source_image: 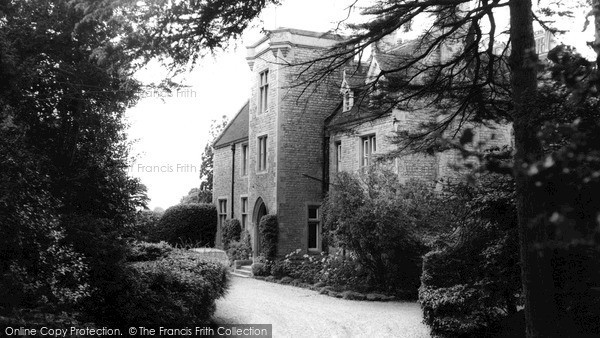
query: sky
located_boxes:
[125,0,596,211]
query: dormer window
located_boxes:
[342,88,354,112]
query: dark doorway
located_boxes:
[252,198,267,257]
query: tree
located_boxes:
[198,116,229,198]
[73,0,276,72]
[293,1,599,336]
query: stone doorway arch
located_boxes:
[252,197,267,258]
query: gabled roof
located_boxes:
[212,101,249,149]
[342,60,371,90]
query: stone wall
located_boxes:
[276,46,342,255]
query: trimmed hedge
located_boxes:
[113,249,229,326]
[259,215,278,259]
[154,204,217,246]
[222,219,242,249]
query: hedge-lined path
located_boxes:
[213,276,431,337]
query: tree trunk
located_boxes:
[593,0,600,68]
[508,1,559,337]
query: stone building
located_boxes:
[212,27,554,256]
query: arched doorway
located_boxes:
[252,197,267,258]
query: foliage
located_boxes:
[322,169,440,294]
[123,210,162,242]
[199,116,229,194]
[61,215,131,322]
[319,252,371,294]
[222,219,242,249]
[251,263,269,277]
[74,0,276,71]
[0,0,147,320]
[127,241,173,262]
[155,203,217,247]
[180,187,212,204]
[226,230,252,262]
[298,1,599,334]
[259,215,279,259]
[111,249,229,326]
[419,174,521,337]
[0,116,90,312]
[269,250,325,284]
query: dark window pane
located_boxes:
[308,222,317,249]
[308,207,318,219]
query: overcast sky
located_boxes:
[125,0,596,210]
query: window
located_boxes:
[360,134,376,167]
[307,206,321,252]
[218,199,227,228]
[342,89,354,112]
[259,70,269,114]
[535,37,546,53]
[241,197,248,230]
[257,135,267,171]
[241,144,248,176]
[335,141,342,172]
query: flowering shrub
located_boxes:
[268,250,372,292]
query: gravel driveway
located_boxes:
[213,276,431,338]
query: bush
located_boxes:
[320,252,371,293]
[112,249,229,326]
[226,230,252,262]
[259,215,278,259]
[154,203,217,247]
[252,263,269,276]
[323,170,435,295]
[419,174,521,337]
[127,241,173,262]
[222,219,242,249]
[123,210,161,242]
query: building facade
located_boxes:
[212,27,553,256]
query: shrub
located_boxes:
[252,263,269,276]
[320,252,371,293]
[112,249,228,326]
[419,174,521,337]
[154,204,217,247]
[127,241,173,262]
[323,170,435,295]
[259,215,278,259]
[222,219,242,249]
[62,214,130,322]
[123,210,161,242]
[226,230,252,262]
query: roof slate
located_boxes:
[213,101,249,149]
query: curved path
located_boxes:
[213,276,431,338]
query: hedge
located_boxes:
[127,241,173,262]
[259,215,278,259]
[154,203,217,246]
[113,249,229,326]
